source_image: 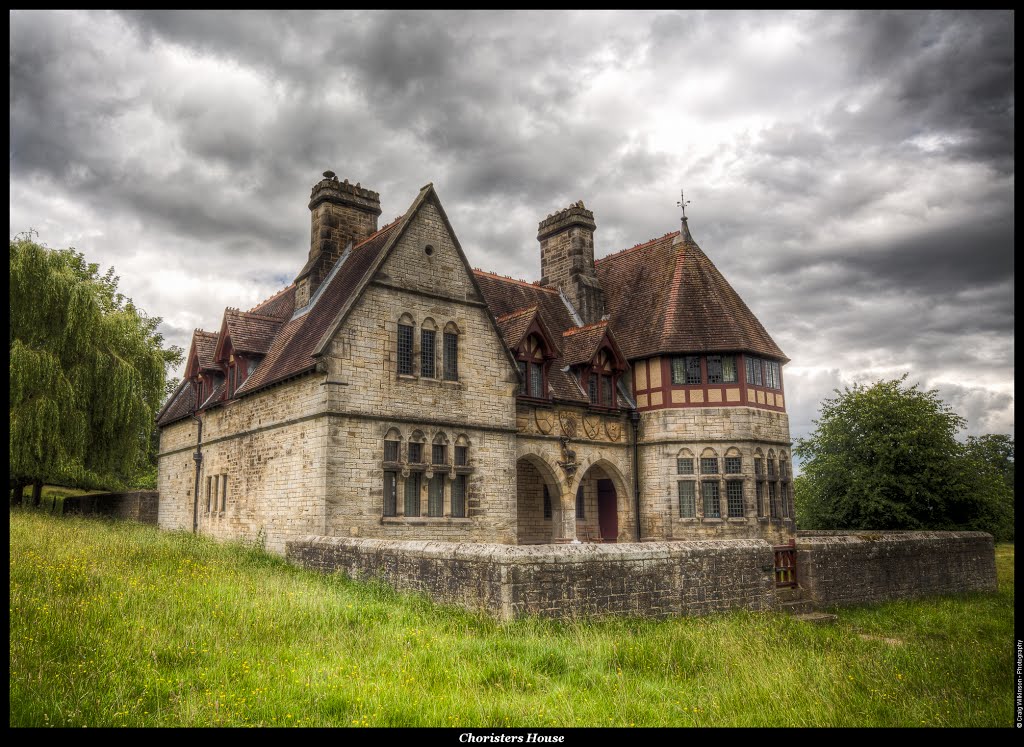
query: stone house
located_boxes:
[156,172,795,555]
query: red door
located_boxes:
[597,479,618,542]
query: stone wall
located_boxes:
[62,491,159,524]
[287,535,778,620]
[795,531,998,606]
[157,375,329,555]
[638,406,795,542]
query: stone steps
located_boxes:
[777,586,837,622]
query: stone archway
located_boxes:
[574,459,631,543]
[515,454,566,544]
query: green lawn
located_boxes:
[9,512,1015,727]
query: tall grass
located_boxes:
[9,512,1014,727]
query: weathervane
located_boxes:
[677,189,690,220]
[676,189,693,242]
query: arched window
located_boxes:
[676,448,695,475]
[408,430,426,464]
[443,322,459,382]
[431,432,448,466]
[421,318,438,379]
[454,434,470,466]
[383,427,403,517]
[700,448,719,475]
[397,313,415,376]
[451,434,470,518]
[724,447,742,475]
[384,428,402,464]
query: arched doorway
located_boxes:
[515,455,564,544]
[575,462,627,543]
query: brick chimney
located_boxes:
[537,201,605,324]
[295,171,382,307]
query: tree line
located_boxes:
[794,376,1014,541]
[9,235,182,506]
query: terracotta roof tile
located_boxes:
[495,306,540,350]
[560,321,610,366]
[223,309,284,356]
[156,380,196,426]
[193,330,219,370]
[248,284,296,319]
[595,232,787,362]
[236,219,402,395]
[475,272,591,405]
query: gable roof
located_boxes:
[560,320,626,369]
[476,271,612,406]
[595,230,787,362]
[495,305,561,358]
[191,330,219,370]
[235,217,403,396]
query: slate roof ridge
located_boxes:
[472,268,556,292]
[248,283,296,314]
[495,304,540,322]
[595,230,680,265]
[562,319,609,337]
[353,216,403,250]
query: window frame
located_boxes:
[702,481,721,519]
[678,480,696,518]
[443,330,459,381]
[726,480,744,518]
[421,327,437,379]
[397,323,414,376]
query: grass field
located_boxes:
[9,511,1015,727]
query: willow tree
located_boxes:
[9,235,182,501]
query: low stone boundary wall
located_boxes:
[62,491,159,525]
[287,536,778,620]
[795,531,997,606]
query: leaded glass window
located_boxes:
[421,329,436,378]
[702,482,721,518]
[398,324,414,375]
[678,481,696,518]
[443,332,458,381]
[727,481,744,517]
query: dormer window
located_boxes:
[585,349,617,407]
[516,334,549,400]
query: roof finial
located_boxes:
[677,189,690,220]
[676,189,693,242]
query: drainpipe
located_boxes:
[630,409,641,542]
[190,412,203,534]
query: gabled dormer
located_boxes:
[213,307,284,400]
[184,330,222,410]
[561,321,628,409]
[496,305,561,401]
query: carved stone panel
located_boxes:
[558,411,578,438]
[534,409,555,435]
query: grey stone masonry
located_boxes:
[62,491,159,524]
[287,535,779,619]
[795,531,997,606]
[537,202,604,324]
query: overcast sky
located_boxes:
[10,10,1015,453]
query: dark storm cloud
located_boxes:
[9,9,1014,442]
[839,9,1014,170]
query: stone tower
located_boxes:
[537,201,605,324]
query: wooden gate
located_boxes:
[774,540,797,588]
